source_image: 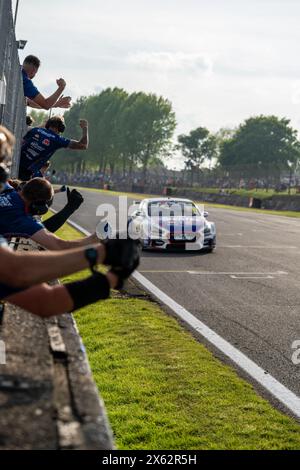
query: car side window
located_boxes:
[140,203,147,216]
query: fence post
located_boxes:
[0,0,26,177]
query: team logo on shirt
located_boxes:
[43,139,50,146]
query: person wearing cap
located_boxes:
[0,177,102,250]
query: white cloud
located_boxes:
[128,52,213,75]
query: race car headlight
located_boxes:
[204,221,211,234]
[204,221,216,235]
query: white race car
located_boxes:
[128,198,216,252]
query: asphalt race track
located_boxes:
[53,188,300,401]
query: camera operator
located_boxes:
[8,178,85,234]
[0,125,140,316]
[16,150,85,233]
[0,177,100,250]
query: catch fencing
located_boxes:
[0,0,26,176]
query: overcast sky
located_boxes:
[14,0,300,168]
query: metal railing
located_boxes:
[0,0,26,176]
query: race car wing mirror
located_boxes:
[203,211,209,218]
[96,221,113,240]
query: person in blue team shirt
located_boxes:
[19,116,89,180]
[22,55,71,110]
[0,177,98,250]
[7,177,85,233]
[0,126,140,317]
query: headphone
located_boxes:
[0,164,9,193]
[57,121,66,133]
[28,196,54,216]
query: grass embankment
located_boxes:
[67,185,300,219]
[55,220,300,450]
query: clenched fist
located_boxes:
[56,78,66,90]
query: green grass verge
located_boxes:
[55,219,300,450]
[175,187,299,198]
[61,185,300,219]
[203,203,300,218]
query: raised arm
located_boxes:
[27,95,71,110]
[68,119,89,150]
[4,239,141,317]
[0,243,105,288]
[0,238,140,291]
[29,79,67,111]
[31,228,98,251]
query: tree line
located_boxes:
[50,88,176,181]
[29,89,300,185]
[177,116,300,186]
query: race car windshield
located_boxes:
[148,201,199,217]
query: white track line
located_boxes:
[132,271,300,418]
[218,245,298,249]
[189,271,288,276]
[64,218,91,237]
[50,209,91,236]
[63,215,300,419]
[230,275,274,280]
[139,270,288,276]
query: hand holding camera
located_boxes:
[103,238,141,289]
[66,187,84,211]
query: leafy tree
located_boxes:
[177,127,217,184]
[122,92,176,182]
[118,92,145,177]
[218,115,300,185]
[84,88,129,175]
[214,127,236,143]
[52,96,88,173]
[52,89,176,181]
